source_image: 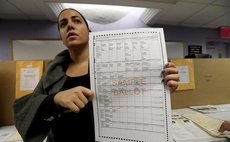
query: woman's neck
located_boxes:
[69,45,89,63]
[66,45,89,77]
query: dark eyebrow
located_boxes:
[59,15,82,23]
[59,18,67,24]
[71,15,82,20]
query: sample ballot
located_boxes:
[89,28,172,142]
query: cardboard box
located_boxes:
[0,60,51,126]
[0,61,16,126]
[171,59,230,109]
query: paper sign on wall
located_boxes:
[171,59,195,90]
[16,61,43,99]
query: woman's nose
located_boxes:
[67,22,74,31]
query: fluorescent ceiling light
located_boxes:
[48,3,160,25]
[63,3,139,13]
[61,3,146,24]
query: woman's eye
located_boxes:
[73,19,81,24]
[59,21,67,28]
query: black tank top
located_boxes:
[52,73,95,142]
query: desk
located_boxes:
[1,104,229,142]
[172,104,230,142]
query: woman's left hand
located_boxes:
[162,62,179,92]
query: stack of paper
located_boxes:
[183,112,230,138]
[189,105,226,114]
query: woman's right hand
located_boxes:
[54,86,94,113]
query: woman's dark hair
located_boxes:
[57,8,89,31]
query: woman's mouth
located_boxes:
[67,32,78,39]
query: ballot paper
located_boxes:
[89,28,172,142]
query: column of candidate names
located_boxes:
[94,31,166,134]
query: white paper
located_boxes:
[0,126,22,142]
[20,68,39,91]
[172,118,214,141]
[0,132,12,142]
[177,66,189,83]
[89,28,172,142]
[189,105,226,114]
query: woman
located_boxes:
[13,8,179,142]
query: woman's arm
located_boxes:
[13,80,56,142]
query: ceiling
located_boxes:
[0,0,230,28]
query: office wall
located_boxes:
[161,25,220,55]
[0,20,60,60]
[12,40,66,60]
[0,18,221,60]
